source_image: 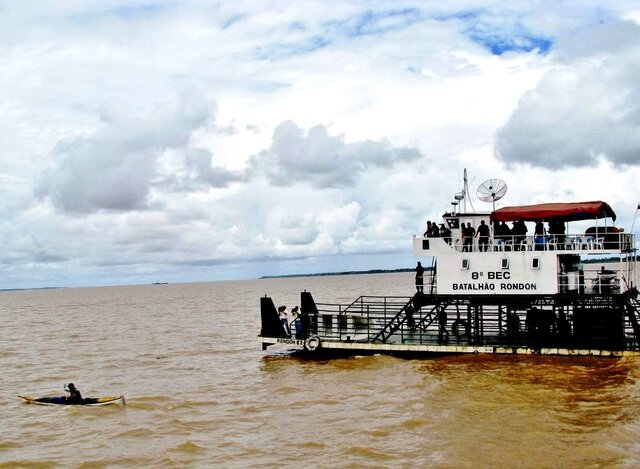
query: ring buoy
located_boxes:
[304,335,321,352]
[451,319,468,336]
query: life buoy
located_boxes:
[304,335,321,352]
[451,319,468,336]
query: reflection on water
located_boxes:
[2,274,640,467]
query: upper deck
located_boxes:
[416,230,634,255]
[414,206,637,297]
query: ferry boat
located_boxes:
[258,173,640,357]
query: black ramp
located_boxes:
[260,296,286,337]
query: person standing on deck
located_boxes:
[290,306,302,338]
[548,221,566,249]
[440,224,452,245]
[475,220,490,251]
[513,221,527,250]
[499,221,512,249]
[278,305,290,336]
[423,221,433,237]
[506,310,520,337]
[534,221,546,250]
[437,307,449,342]
[415,261,425,292]
[463,223,475,252]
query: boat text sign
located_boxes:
[438,254,557,295]
[452,271,538,292]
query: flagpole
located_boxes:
[632,202,640,234]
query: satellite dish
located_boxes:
[477,179,508,210]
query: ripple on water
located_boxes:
[3,277,640,467]
[0,460,57,469]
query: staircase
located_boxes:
[370,296,453,343]
[371,298,413,343]
[413,299,453,332]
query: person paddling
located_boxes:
[65,383,84,404]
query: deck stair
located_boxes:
[370,295,454,343]
[412,299,455,331]
[370,298,413,343]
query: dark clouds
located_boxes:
[247,120,422,188]
[495,20,640,169]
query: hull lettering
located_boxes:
[452,282,538,291]
[276,338,305,345]
[453,283,496,291]
[500,283,537,291]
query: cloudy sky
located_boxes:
[2,1,640,289]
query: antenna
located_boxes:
[464,168,475,213]
[477,178,508,211]
[453,168,475,213]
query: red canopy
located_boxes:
[490,201,616,223]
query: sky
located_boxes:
[2,1,640,289]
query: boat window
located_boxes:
[447,218,459,229]
[532,258,540,269]
[501,258,509,269]
[422,239,430,250]
[461,259,469,270]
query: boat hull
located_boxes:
[18,395,125,406]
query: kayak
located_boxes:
[18,395,126,406]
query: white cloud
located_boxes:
[247,121,421,188]
[1,1,640,288]
[36,91,218,212]
[495,19,640,168]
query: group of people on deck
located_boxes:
[496,220,567,251]
[423,221,452,244]
[428,219,569,252]
[423,218,571,252]
[278,305,303,338]
[494,220,528,250]
[461,220,492,252]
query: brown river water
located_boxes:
[2,272,640,468]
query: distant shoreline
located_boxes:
[1,257,628,290]
[260,256,628,279]
[260,268,415,279]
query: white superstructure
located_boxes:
[413,213,635,296]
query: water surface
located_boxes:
[2,273,640,468]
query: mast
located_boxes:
[462,168,475,213]
[451,168,476,214]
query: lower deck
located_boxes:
[259,290,640,357]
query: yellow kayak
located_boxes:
[18,395,126,406]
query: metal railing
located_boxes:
[441,233,634,253]
[314,296,412,343]
[557,267,623,295]
[311,294,640,351]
